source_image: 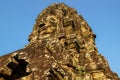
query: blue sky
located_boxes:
[0,0,120,77]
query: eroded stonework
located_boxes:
[0,3,120,80]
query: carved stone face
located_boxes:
[28,3,78,43]
[28,3,96,54]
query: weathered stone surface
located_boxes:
[0,3,119,80]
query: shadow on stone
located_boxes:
[0,55,31,80]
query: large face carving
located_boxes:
[29,4,77,41]
[36,7,76,40]
[28,3,96,54]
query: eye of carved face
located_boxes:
[37,16,57,39]
[38,23,45,28]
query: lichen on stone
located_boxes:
[0,3,120,80]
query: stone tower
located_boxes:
[0,3,119,80]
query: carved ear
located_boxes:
[74,41,80,53]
